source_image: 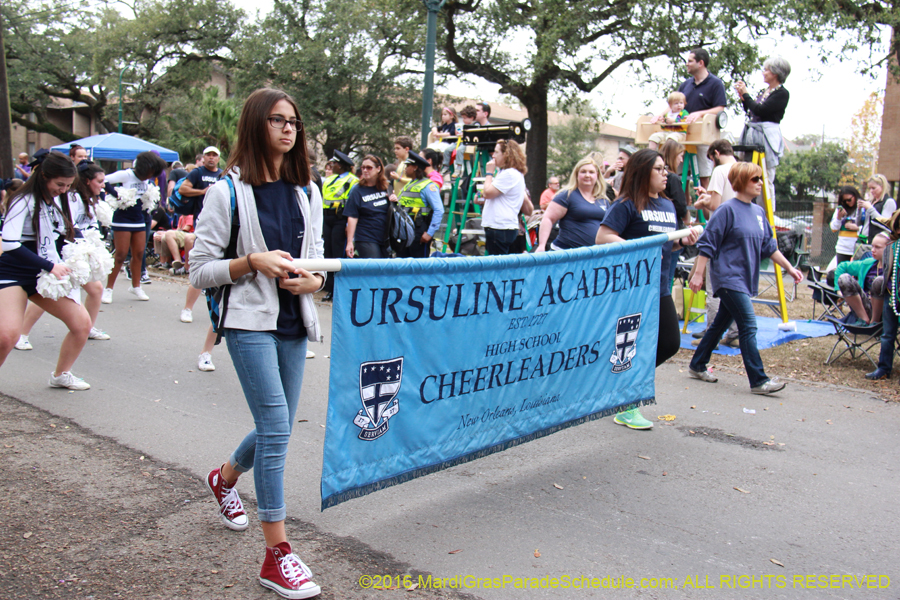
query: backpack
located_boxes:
[205,176,239,345]
[385,202,415,252]
[167,176,195,215]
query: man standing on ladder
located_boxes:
[322,151,358,301]
[678,48,727,188]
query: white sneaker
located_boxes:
[49,371,90,391]
[88,327,111,340]
[198,352,215,372]
[180,308,193,323]
[306,349,315,359]
[128,287,150,301]
[101,288,113,304]
[15,335,33,350]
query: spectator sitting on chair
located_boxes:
[865,210,900,380]
[834,232,888,326]
[153,215,195,272]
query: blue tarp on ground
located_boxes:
[679,317,835,356]
[51,133,178,163]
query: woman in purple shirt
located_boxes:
[687,162,802,395]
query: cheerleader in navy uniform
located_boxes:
[15,160,111,350]
[0,151,93,390]
[102,151,166,303]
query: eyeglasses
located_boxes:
[750,176,762,183]
[360,165,377,171]
[653,166,667,174]
[267,116,302,131]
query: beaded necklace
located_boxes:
[892,242,900,316]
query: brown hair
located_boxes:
[361,155,389,192]
[616,148,664,212]
[225,88,310,187]
[496,140,527,175]
[73,162,105,220]
[5,151,76,242]
[459,105,477,119]
[393,136,414,150]
[727,161,763,193]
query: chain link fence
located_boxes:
[775,199,837,268]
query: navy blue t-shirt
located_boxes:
[253,180,306,338]
[551,188,609,250]
[677,74,728,114]
[695,198,778,297]
[343,184,389,245]
[601,196,678,297]
[187,166,222,217]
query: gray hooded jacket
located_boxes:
[189,168,326,342]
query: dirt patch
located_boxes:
[676,425,784,451]
[0,394,479,600]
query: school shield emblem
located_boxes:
[353,358,403,440]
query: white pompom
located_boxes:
[86,245,115,281]
[109,188,137,210]
[95,200,114,227]
[141,184,161,212]
[37,270,74,300]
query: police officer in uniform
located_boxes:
[390,151,444,258]
[321,150,358,300]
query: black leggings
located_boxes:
[657,294,681,367]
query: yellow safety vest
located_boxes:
[322,173,358,209]
[398,178,436,216]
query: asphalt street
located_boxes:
[2,275,898,599]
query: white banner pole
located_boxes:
[291,227,702,274]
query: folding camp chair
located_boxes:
[823,316,883,368]
[807,267,846,321]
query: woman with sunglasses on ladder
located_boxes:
[686,162,802,395]
[190,88,324,599]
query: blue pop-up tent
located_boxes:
[52,133,179,162]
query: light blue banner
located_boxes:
[321,235,667,509]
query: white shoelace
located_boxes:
[220,487,244,516]
[279,552,312,585]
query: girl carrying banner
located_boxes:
[190,87,324,600]
[596,149,698,429]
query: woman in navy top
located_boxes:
[687,162,802,395]
[596,149,698,430]
[0,151,93,390]
[190,88,324,599]
[536,157,611,252]
[344,155,390,258]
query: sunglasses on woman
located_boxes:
[750,176,762,183]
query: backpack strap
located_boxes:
[214,176,240,345]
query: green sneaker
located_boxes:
[613,407,654,429]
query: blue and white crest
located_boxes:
[610,313,642,373]
[353,358,403,441]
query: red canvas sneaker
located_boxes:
[205,467,249,531]
[259,542,321,599]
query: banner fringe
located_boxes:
[321,396,656,510]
